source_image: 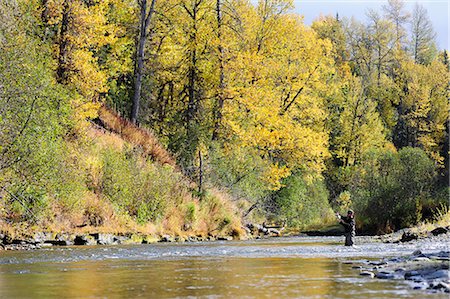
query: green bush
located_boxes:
[350,147,440,232]
[272,173,333,229]
[206,143,271,202]
[0,4,76,222]
[185,202,197,223]
[101,147,192,224]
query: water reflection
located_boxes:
[0,237,447,298]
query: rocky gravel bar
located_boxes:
[353,248,449,294]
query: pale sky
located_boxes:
[294,0,449,50]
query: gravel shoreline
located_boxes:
[0,232,239,251]
[350,232,450,294]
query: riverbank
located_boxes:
[2,203,449,251]
[0,221,290,251]
[0,231,244,251]
[2,219,449,251]
[347,231,450,294]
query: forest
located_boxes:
[0,0,448,237]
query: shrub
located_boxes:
[350,147,440,232]
[101,147,171,223]
[185,202,197,223]
[272,173,333,229]
[206,143,271,203]
[0,4,77,224]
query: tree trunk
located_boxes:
[198,150,203,195]
[186,49,197,130]
[212,0,225,140]
[185,1,200,146]
[131,0,156,124]
[56,0,70,84]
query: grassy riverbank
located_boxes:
[0,107,245,243]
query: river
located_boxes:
[0,236,448,298]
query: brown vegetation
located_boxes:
[97,106,177,167]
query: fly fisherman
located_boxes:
[336,210,356,246]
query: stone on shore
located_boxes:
[33,232,55,243]
[74,235,97,246]
[217,236,233,241]
[412,256,430,262]
[430,227,448,236]
[159,235,174,242]
[400,231,418,242]
[90,233,116,245]
[44,240,73,246]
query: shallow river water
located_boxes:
[0,236,448,298]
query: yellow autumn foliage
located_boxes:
[223,13,334,189]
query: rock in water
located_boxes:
[360,271,375,278]
[430,282,450,292]
[424,269,449,280]
[412,257,430,262]
[33,232,54,244]
[404,270,421,279]
[376,271,395,279]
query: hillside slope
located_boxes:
[0,106,244,241]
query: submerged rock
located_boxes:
[424,269,449,280]
[3,243,38,250]
[404,270,421,279]
[430,282,450,292]
[376,271,395,279]
[352,250,450,294]
[360,271,375,278]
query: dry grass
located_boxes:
[98,106,176,167]
[94,107,244,238]
[202,188,246,238]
